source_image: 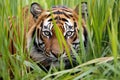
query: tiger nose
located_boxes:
[51,50,63,58]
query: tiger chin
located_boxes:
[26,2,87,71]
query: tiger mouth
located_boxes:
[37,54,78,71]
[30,49,78,71]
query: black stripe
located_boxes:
[53,11,70,19]
[72,42,80,45]
[47,14,51,18]
[83,27,87,47]
[53,11,64,14]
[47,11,71,19]
[40,33,44,41]
[37,29,40,38]
[32,27,36,38]
[48,18,52,22]
[62,9,72,13]
[40,21,43,27]
[61,18,68,22]
[63,12,70,18]
[69,14,73,17]
[48,17,68,22]
[74,22,77,27]
[72,34,77,42]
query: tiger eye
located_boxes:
[43,31,51,37]
[66,31,73,36]
[44,26,48,29]
[69,26,72,29]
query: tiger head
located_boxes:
[27,2,87,70]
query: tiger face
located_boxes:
[27,2,87,70]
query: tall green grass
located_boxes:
[0,0,120,80]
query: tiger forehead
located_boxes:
[52,6,73,12]
[45,9,76,23]
[36,6,78,28]
[44,6,77,19]
[52,7,73,14]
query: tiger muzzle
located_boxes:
[51,50,64,58]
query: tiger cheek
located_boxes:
[67,35,76,44]
[44,39,51,52]
[67,38,73,44]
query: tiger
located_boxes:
[6,2,88,71]
[26,2,87,71]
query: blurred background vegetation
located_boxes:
[0,0,120,80]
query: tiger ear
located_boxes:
[74,4,79,15]
[30,2,43,19]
